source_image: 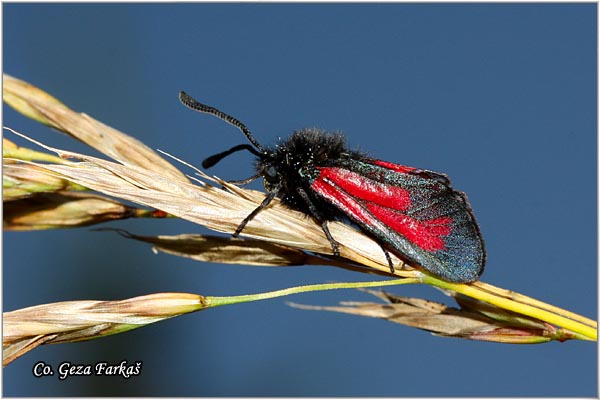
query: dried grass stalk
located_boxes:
[3,74,187,182]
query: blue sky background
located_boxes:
[3,3,597,396]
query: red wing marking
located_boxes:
[311,179,391,234]
[312,172,454,253]
[365,203,452,251]
[371,160,416,173]
[317,167,411,211]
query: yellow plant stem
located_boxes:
[473,281,597,328]
[421,275,597,341]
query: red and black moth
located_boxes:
[179,91,486,283]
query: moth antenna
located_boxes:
[179,91,266,153]
[202,144,263,169]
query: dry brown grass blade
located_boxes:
[108,229,349,267]
[3,191,141,230]
[288,298,505,337]
[3,74,188,182]
[290,290,572,343]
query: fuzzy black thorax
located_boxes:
[256,129,360,213]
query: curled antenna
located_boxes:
[179,91,266,154]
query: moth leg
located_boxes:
[228,173,262,185]
[320,221,340,257]
[215,174,261,193]
[378,244,395,274]
[296,187,340,257]
[233,190,278,237]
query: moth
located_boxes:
[180,91,485,283]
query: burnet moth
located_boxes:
[179,91,485,283]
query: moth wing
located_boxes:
[311,159,485,282]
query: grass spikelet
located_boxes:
[3,293,206,366]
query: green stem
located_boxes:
[205,278,419,307]
[474,281,597,328]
